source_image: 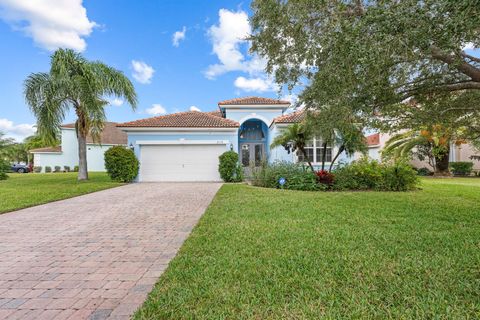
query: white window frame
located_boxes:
[296,137,334,165]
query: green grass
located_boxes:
[0,172,123,213]
[135,178,480,319]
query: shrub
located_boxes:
[0,159,9,180]
[218,151,243,182]
[45,166,52,173]
[73,165,79,172]
[252,161,321,191]
[333,157,419,191]
[450,162,474,176]
[381,161,419,191]
[33,166,42,173]
[333,158,383,190]
[315,170,335,186]
[104,146,139,182]
[417,167,433,176]
[64,166,70,172]
[54,166,61,172]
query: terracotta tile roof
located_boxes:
[366,133,380,146]
[117,111,239,128]
[60,122,127,145]
[273,110,305,124]
[218,96,291,105]
[30,146,62,153]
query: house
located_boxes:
[30,122,127,172]
[117,96,346,182]
[363,132,480,171]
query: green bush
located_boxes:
[54,166,61,172]
[45,166,52,173]
[218,151,243,182]
[333,157,383,190]
[33,166,42,173]
[252,161,321,191]
[381,161,419,191]
[73,165,79,172]
[450,162,474,176]
[64,166,70,172]
[417,167,433,176]
[333,158,419,191]
[0,159,9,180]
[104,146,139,182]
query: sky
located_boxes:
[0,0,297,141]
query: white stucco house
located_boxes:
[117,96,347,182]
[30,122,127,172]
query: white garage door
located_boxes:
[140,144,226,182]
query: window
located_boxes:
[297,138,332,163]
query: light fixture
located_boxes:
[129,143,134,151]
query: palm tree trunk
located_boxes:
[434,149,450,176]
[329,145,345,172]
[77,132,88,181]
[321,142,327,171]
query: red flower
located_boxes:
[315,170,335,185]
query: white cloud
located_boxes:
[189,106,201,112]
[108,98,123,107]
[205,9,265,79]
[280,94,299,105]
[145,104,166,115]
[234,76,277,92]
[172,26,186,47]
[0,118,36,141]
[0,0,96,52]
[131,60,154,84]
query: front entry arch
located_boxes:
[238,119,268,168]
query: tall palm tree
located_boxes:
[270,122,315,172]
[24,49,137,180]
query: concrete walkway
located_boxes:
[0,182,222,320]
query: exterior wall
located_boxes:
[32,128,119,172]
[225,109,284,126]
[453,143,480,170]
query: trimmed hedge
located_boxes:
[45,166,52,173]
[104,146,139,182]
[218,151,243,182]
[33,166,42,173]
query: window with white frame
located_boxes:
[297,138,332,163]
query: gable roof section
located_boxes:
[218,96,290,106]
[117,111,239,128]
[273,110,305,124]
[61,122,127,144]
[29,146,62,153]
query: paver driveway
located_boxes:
[0,182,222,320]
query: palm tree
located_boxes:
[0,132,14,160]
[270,122,315,172]
[24,49,137,180]
[382,126,454,175]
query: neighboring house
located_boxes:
[118,96,348,182]
[30,122,127,172]
[363,132,480,170]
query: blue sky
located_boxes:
[0,0,295,141]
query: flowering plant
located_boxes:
[315,170,335,185]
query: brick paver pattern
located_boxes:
[0,182,222,319]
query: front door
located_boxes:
[241,143,265,167]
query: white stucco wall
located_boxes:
[32,128,120,172]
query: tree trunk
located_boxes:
[329,145,345,172]
[300,147,315,173]
[321,142,327,171]
[434,149,450,176]
[77,132,88,181]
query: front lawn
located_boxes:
[135,178,480,319]
[0,172,122,213]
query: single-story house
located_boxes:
[30,122,127,172]
[362,132,480,171]
[117,96,348,182]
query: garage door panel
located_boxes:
[140,144,226,182]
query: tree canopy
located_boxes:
[250,0,480,114]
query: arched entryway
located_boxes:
[238,119,268,168]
